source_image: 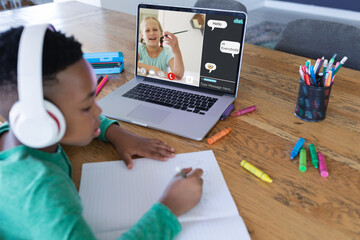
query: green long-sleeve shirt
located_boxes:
[0,116,181,239]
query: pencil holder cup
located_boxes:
[294,80,332,122]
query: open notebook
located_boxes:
[79,150,251,240]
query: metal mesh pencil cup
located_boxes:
[294,81,332,122]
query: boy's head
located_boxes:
[140,16,164,47]
[0,26,102,147]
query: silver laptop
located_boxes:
[98,4,247,141]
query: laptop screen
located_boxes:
[136,4,247,95]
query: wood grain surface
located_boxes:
[1,2,359,240]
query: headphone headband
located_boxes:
[17,24,54,117]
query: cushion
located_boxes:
[275,19,360,70]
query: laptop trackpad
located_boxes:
[127,105,170,124]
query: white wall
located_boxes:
[161,10,203,73]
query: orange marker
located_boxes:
[207,128,231,145]
[325,71,332,87]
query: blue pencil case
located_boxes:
[83,51,124,74]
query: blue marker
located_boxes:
[331,67,335,85]
[290,138,305,159]
[310,66,317,86]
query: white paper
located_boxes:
[79,150,251,240]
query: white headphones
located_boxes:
[9,24,66,148]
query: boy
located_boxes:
[0,26,203,239]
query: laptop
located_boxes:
[98,4,247,141]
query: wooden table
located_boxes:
[1,2,359,240]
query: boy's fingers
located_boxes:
[122,154,134,169]
[175,167,192,178]
[138,146,174,159]
[143,150,170,161]
[154,145,175,157]
[149,139,175,152]
[147,140,175,155]
[181,167,193,175]
[188,168,203,178]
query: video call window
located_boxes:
[136,7,245,94]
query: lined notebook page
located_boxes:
[95,216,250,240]
[79,150,250,239]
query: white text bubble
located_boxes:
[220,40,240,57]
[207,20,227,31]
[205,63,217,73]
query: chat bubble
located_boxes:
[205,63,217,73]
[207,20,227,31]
[220,40,240,57]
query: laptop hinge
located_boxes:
[142,77,227,97]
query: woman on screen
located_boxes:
[138,16,184,79]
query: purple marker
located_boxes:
[318,152,328,178]
[232,105,257,116]
[220,104,234,120]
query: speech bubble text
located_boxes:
[207,20,227,31]
[220,40,240,57]
[205,63,217,73]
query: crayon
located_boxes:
[241,160,273,183]
[207,128,231,145]
[318,152,328,177]
[309,144,318,168]
[290,138,305,159]
[232,105,257,116]
[299,147,307,172]
[220,104,234,120]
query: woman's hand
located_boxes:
[163,31,180,54]
[164,31,185,79]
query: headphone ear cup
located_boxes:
[9,100,66,148]
[43,100,66,143]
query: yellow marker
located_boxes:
[240,160,273,183]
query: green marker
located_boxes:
[306,60,311,72]
[326,53,337,72]
[309,144,318,168]
[299,147,307,172]
[322,59,328,83]
[333,56,348,75]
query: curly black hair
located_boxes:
[0,26,83,92]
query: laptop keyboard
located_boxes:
[122,83,218,115]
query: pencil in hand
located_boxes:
[176,166,187,178]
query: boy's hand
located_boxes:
[159,167,203,216]
[105,124,175,169]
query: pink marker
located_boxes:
[232,105,257,116]
[95,75,109,96]
[317,152,328,178]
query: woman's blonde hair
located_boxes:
[140,16,164,47]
